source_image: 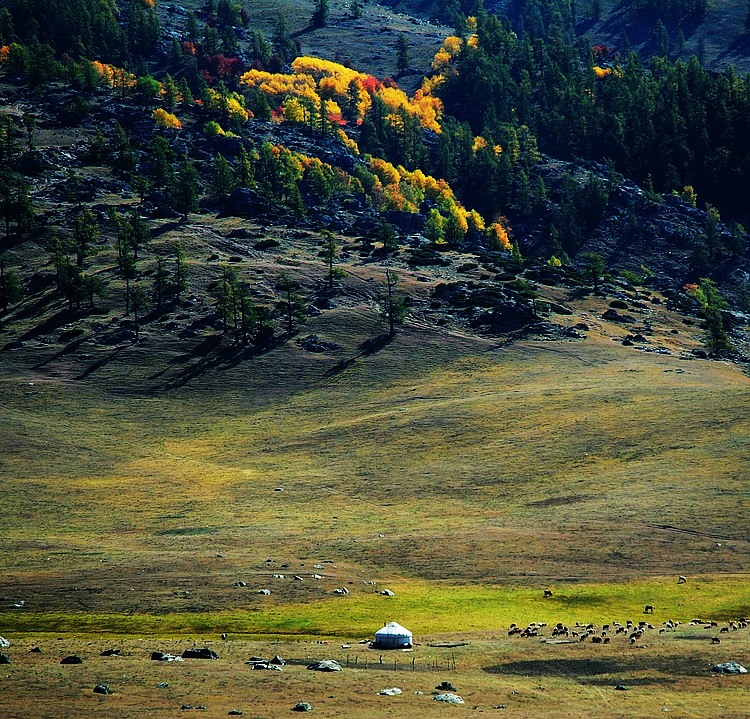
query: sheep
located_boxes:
[544,589,554,598]
[677,575,687,584]
[711,637,721,644]
[644,605,654,614]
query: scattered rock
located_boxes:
[100,649,121,656]
[434,693,464,704]
[0,654,11,664]
[182,648,218,660]
[297,334,341,353]
[152,651,183,662]
[610,299,629,310]
[615,684,628,691]
[292,701,314,712]
[228,710,243,715]
[436,681,457,692]
[60,655,83,664]
[379,687,402,696]
[29,647,41,653]
[156,682,170,688]
[602,308,636,323]
[93,684,112,695]
[234,581,247,587]
[712,662,747,674]
[306,660,342,672]
[332,587,349,595]
[270,655,286,665]
[0,636,9,648]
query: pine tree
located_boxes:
[173,159,200,220]
[73,207,100,267]
[275,272,306,332]
[311,0,330,27]
[381,268,408,337]
[396,33,410,74]
[0,256,22,315]
[210,153,234,199]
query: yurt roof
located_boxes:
[375,621,412,636]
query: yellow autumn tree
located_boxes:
[153,108,182,130]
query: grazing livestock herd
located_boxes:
[507,614,750,646]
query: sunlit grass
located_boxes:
[3,574,747,637]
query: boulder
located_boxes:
[60,655,83,664]
[435,681,457,692]
[434,693,464,704]
[292,702,314,712]
[0,636,9,648]
[269,655,286,665]
[306,660,342,672]
[217,188,267,219]
[182,648,219,660]
[379,687,402,696]
[602,308,636,323]
[712,662,747,674]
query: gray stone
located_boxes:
[434,693,464,704]
[306,660,342,672]
[379,687,402,696]
[712,662,747,674]
[93,684,112,695]
[292,701,314,712]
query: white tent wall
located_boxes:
[373,621,413,649]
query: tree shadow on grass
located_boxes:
[324,332,394,378]
[2,307,80,351]
[155,331,295,390]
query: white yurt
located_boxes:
[373,621,413,649]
